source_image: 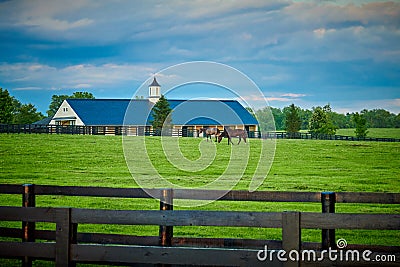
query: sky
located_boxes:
[0,0,399,115]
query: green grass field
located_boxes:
[336,128,400,139]
[0,133,399,262]
[1,134,399,192]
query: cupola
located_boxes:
[148,77,161,103]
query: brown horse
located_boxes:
[218,128,247,145]
[199,127,221,142]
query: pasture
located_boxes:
[1,134,398,192]
[0,133,399,252]
[336,128,400,139]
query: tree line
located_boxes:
[0,88,94,124]
[1,87,399,134]
[255,104,400,137]
[0,88,44,124]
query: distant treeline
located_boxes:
[255,106,400,132]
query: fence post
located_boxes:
[282,211,301,267]
[159,189,173,247]
[321,192,336,249]
[22,184,35,267]
[56,208,74,267]
[70,222,78,267]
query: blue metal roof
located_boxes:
[166,100,258,126]
[67,99,131,126]
[33,116,53,125]
[66,99,258,126]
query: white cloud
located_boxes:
[1,0,94,29]
[313,28,336,38]
[21,17,93,31]
[1,62,157,91]
[255,92,309,107]
[281,93,307,98]
[1,0,398,63]
[157,0,285,20]
[56,64,157,87]
[265,97,294,102]
[74,83,92,88]
[264,92,307,100]
[165,47,196,57]
[0,0,398,114]
[13,86,43,91]
[241,95,268,102]
[285,1,400,27]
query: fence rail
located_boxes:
[0,124,262,138]
[262,131,400,142]
[1,124,399,142]
[0,184,399,266]
[2,184,400,203]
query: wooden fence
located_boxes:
[262,131,400,142]
[0,124,262,138]
[1,124,399,142]
[0,184,399,266]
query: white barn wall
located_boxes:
[50,100,85,126]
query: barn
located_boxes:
[50,78,259,136]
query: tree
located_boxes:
[298,108,312,130]
[47,94,69,117]
[254,105,398,132]
[71,91,95,99]
[47,91,95,117]
[271,107,285,130]
[1,88,45,124]
[13,103,45,124]
[255,106,281,132]
[361,109,396,128]
[150,95,173,135]
[352,112,368,138]
[309,104,337,135]
[330,112,350,129]
[284,104,301,133]
[0,88,15,124]
[395,113,400,128]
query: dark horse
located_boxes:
[199,127,221,142]
[218,128,247,145]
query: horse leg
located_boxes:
[237,136,241,145]
[228,136,233,145]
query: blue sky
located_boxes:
[0,0,399,114]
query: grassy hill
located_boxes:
[0,133,399,256]
[1,134,399,192]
